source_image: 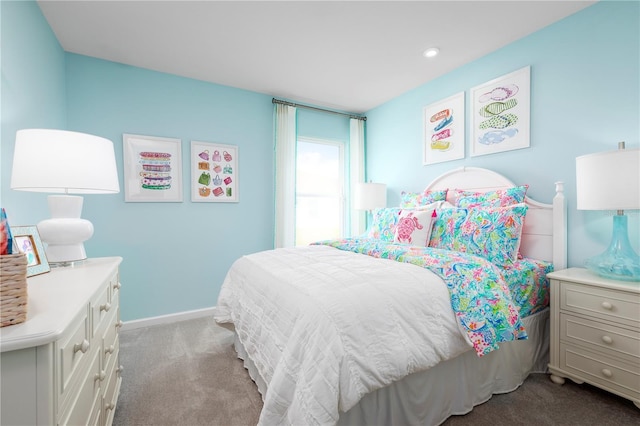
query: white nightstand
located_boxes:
[547,268,640,409]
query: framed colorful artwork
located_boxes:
[190,141,238,203]
[470,66,531,157]
[11,225,50,277]
[423,92,465,165]
[123,134,183,202]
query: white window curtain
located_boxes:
[274,104,297,248]
[349,118,366,236]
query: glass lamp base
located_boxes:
[585,214,640,282]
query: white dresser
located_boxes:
[0,257,123,425]
[547,268,640,409]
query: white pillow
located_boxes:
[393,207,437,246]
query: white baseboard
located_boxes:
[121,307,216,331]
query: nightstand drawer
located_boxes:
[560,343,640,400]
[561,313,640,362]
[561,282,640,328]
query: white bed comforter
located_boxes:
[214,245,472,426]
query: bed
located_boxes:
[214,167,567,425]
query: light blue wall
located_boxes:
[64,54,274,321]
[1,0,66,210]
[297,108,350,142]
[365,1,639,269]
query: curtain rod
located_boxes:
[272,98,366,121]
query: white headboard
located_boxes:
[425,167,567,269]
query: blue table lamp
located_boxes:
[576,142,640,281]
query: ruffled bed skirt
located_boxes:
[233,308,550,426]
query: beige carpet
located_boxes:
[113,316,639,426]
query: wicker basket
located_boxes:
[0,253,28,327]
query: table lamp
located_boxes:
[11,129,120,266]
[354,182,387,211]
[575,142,640,281]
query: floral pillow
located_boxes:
[400,189,448,208]
[366,207,402,241]
[393,208,438,246]
[453,185,528,209]
[428,203,528,265]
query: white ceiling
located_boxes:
[38,0,595,114]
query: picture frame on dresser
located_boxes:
[11,225,49,277]
[123,133,183,202]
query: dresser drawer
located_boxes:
[58,346,102,426]
[91,282,112,339]
[102,307,119,367]
[561,313,640,363]
[102,339,121,426]
[561,282,640,328]
[560,342,640,401]
[109,271,121,303]
[57,308,90,406]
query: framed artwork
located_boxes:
[470,66,530,157]
[123,134,183,202]
[423,92,465,165]
[11,225,50,277]
[190,141,238,202]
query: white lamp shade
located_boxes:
[576,148,640,211]
[11,129,120,194]
[354,182,387,210]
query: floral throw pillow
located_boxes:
[428,204,528,265]
[400,189,448,208]
[454,185,528,209]
[393,208,438,246]
[366,207,402,241]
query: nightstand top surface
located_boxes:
[548,267,640,293]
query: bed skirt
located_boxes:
[233,308,550,426]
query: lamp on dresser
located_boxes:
[575,142,640,281]
[10,129,120,266]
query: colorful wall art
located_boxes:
[470,66,531,156]
[191,141,238,202]
[423,92,465,165]
[123,134,183,202]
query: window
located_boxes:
[295,138,345,246]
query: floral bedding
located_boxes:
[313,237,549,356]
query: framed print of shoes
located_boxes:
[423,92,465,165]
[470,66,530,157]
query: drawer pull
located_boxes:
[601,369,613,378]
[105,344,115,355]
[117,365,124,375]
[601,301,613,310]
[106,402,115,411]
[73,339,90,354]
[116,320,124,329]
[94,371,106,382]
[113,282,122,290]
[100,302,112,312]
[601,335,613,345]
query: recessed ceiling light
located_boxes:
[423,47,440,58]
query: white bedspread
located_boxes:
[214,245,472,426]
